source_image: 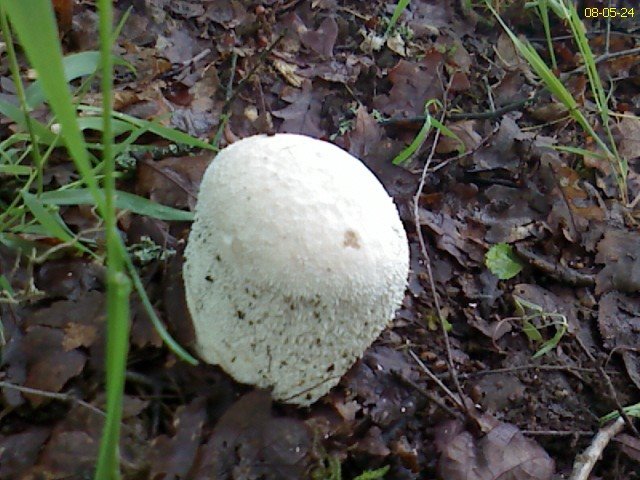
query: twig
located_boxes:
[529,29,640,42]
[514,244,596,287]
[560,46,640,79]
[0,380,106,418]
[573,335,639,437]
[411,75,467,414]
[409,350,464,411]
[225,51,238,102]
[181,48,211,67]
[383,46,640,127]
[222,31,286,112]
[458,363,613,379]
[568,417,625,480]
[162,48,213,80]
[523,429,595,437]
[393,370,463,419]
[427,121,501,173]
[380,96,534,126]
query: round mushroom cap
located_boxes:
[183,133,409,405]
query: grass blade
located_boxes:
[3,0,105,211]
[25,52,133,109]
[21,191,92,255]
[39,189,194,221]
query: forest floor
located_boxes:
[1,0,640,479]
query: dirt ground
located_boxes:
[1,0,640,479]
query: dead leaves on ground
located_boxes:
[3,0,640,478]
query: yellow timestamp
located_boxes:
[584,7,635,18]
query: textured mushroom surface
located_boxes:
[183,133,409,405]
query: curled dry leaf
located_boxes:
[135,154,211,211]
[595,229,640,294]
[299,16,338,57]
[598,292,640,391]
[436,417,555,480]
[0,428,50,479]
[373,53,445,118]
[272,80,326,137]
[192,391,315,480]
[149,398,207,479]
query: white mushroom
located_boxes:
[183,133,409,405]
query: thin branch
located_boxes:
[523,429,595,437]
[409,349,464,411]
[393,370,463,419]
[569,417,626,480]
[458,363,614,379]
[560,46,640,79]
[573,335,639,437]
[222,32,286,112]
[411,74,467,414]
[0,380,106,418]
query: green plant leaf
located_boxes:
[522,318,543,342]
[0,164,33,176]
[354,465,390,480]
[78,105,217,151]
[0,97,58,145]
[76,116,136,136]
[485,243,522,279]
[21,191,92,254]
[25,51,134,108]
[39,189,194,221]
[531,317,567,358]
[391,99,463,165]
[601,402,640,423]
[385,0,411,37]
[4,0,104,210]
[513,295,568,358]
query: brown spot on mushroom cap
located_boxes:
[343,229,361,249]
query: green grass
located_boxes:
[486,0,628,202]
[1,1,209,477]
[384,0,411,38]
[390,99,463,165]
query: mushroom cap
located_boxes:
[183,133,409,405]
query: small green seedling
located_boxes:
[354,466,390,480]
[128,236,176,266]
[384,0,411,37]
[513,295,568,358]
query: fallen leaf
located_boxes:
[0,428,50,479]
[598,292,640,390]
[437,417,555,480]
[595,229,640,294]
[192,390,315,480]
[136,154,211,211]
[21,326,86,406]
[613,114,640,162]
[373,53,445,118]
[345,106,383,159]
[149,398,207,479]
[299,16,338,57]
[273,80,325,138]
